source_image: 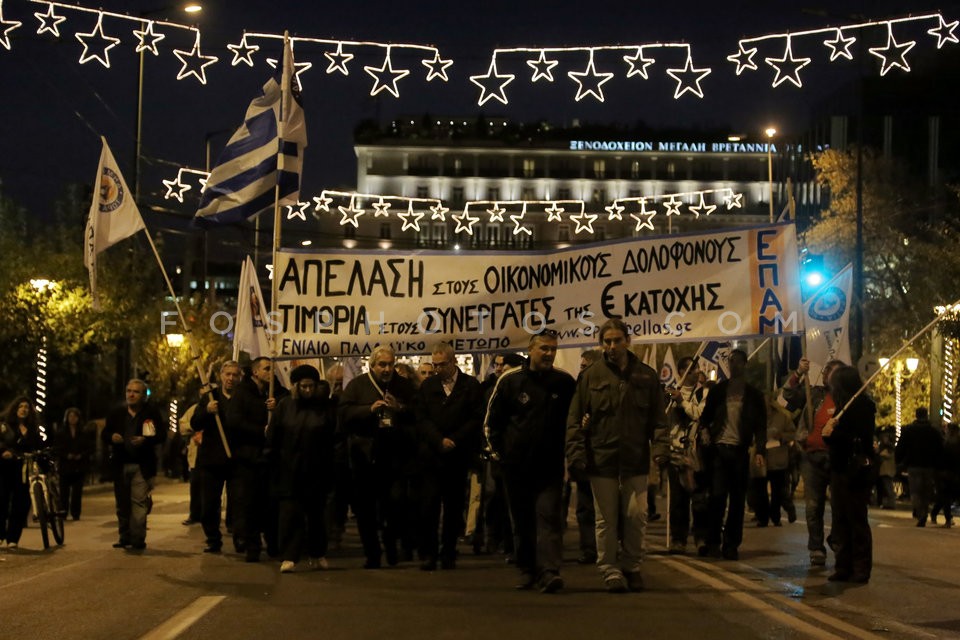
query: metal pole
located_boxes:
[767,145,774,222]
[134,47,144,205]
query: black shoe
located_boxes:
[648,513,661,522]
[385,544,399,566]
[420,558,437,571]
[721,547,739,561]
[756,522,768,528]
[182,518,198,526]
[828,571,851,582]
[848,574,870,584]
[441,556,456,570]
[917,519,927,527]
[514,573,536,590]
[577,551,598,564]
[539,572,564,594]
[625,571,645,592]
[363,558,382,570]
[128,542,147,551]
[698,544,722,558]
[245,551,261,563]
[203,544,222,554]
[112,541,130,549]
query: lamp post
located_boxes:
[765,127,777,222]
[879,356,920,438]
[133,3,203,204]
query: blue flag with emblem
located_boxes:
[195,38,306,225]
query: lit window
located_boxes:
[523,158,536,178]
[593,159,606,179]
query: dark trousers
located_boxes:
[482,463,513,553]
[417,461,469,562]
[574,479,596,554]
[60,470,85,519]
[187,467,203,522]
[503,470,563,578]
[931,470,958,522]
[908,467,937,522]
[278,491,329,562]
[230,459,265,555]
[830,471,873,577]
[352,462,404,564]
[0,465,30,544]
[705,445,750,551]
[752,469,793,525]
[200,463,231,548]
[668,465,708,544]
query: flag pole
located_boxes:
[139,226,232,458]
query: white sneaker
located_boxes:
[280,560,296,573]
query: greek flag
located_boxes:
[195,38,306,225]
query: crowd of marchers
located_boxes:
[3,321,959,592]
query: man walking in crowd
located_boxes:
[102,379,164,551]
[487,329,576,593]
[567,319,669,593]
[225,357,283,561]
[191,360,243,554]
[339,345,417,569]
[782,357,844,566]
[699,348,766,561]
[896,407,944,527]
[415,342,484,570]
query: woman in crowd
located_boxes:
[267,365,336,573]
[0,397,44,549]
[56,407,93,521]
[822,366,876,583]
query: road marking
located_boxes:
[0,557,97,591]
[658,556,892,640]
[139,595,226,640]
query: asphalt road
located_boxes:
[3,479,959,640]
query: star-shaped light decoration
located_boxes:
[422,49,453,81]
[286,201,311,221]
[623,47,655,79]
[928,14,959,49]
[227,34,259,67]
[0,2,22,51]
[162,177,191,202]
[399,201,425,232]
[689,193,716,218]
[133,20,165,56]
[324,42,353,75]
[568,50,614,102]
[75,13,121,68]
[723,192,743,210]
[665,55,711,99]
[823,29,856,62]
[630,199,656,232]
[372,198,392,217]
[545,202,565,222]
[452,209,480,235]
[173,32,219,85]
[313,194,333,212]
[430,202,449,221]
[364,49,410,98]
[527,50,559,82]
[727,42,758,75]
[663,195,683,216]
[470,57,515,106]
[765,36,811,88]
[266,56,313,85]
[338,200,365,227]
[570,211,598,234]
[510,208,532,236]
[486,203,506,223]
[34,3,66,38]
[604,202,625,221]
[868,25,916,76]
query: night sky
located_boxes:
[1,0,958,229]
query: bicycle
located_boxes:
[23,449,65,549]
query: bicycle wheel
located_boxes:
[46,480,65,545]
[33,482,50,550]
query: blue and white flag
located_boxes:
[196,37,306,225]
[659,346,678,389]
[700,341,732,381]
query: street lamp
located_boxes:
[765,127,777,222]
[165,333,185,348]
[879,356,920,437]
[134,3,203,204]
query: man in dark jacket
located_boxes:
[191,360,242,554]
[487,329,575,593]
[896,407,944,527]
[699,349,767,561]
[414,341,484,571]
[338,345,417,569]
[101,379,164,551]
[566,319,669,593]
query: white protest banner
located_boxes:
[804,264,853,385]
[272,222,803,358]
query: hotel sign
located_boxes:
[569,140,776,153]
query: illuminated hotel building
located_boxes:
[335,118,815,250]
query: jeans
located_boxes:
[801,450,831,552]
[705,445,750,551]
[114,463,149,545]
[590,474,647,575]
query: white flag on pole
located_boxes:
[660,346,678,389]
[84,137,146,301]
[804,264,853,385]
[233,256,291,388]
